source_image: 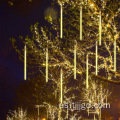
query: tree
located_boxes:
[14,73,58,118]
[7,107,27,120]
[82,78,111,119]
[11,0,120,84]
[11,0,120,119]
[14,69,82,119]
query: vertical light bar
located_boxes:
[80,5,82,40]
[99,11,101,46]
[86,54,88,89]
[24,44,27,80]
[114,38,116,71]
[96,41,98,75]
[61,68,63,103]
[74,45,76,79]
[60,3,63,38]
[58,109,61,120]
[46,47,48,82]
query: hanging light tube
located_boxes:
[74,45,76,79]
[96,41,98,75]
[80,5,82,40]
[86,54,88,89]
[60,68,63,103]
[114,38,116,71]
[99,11,102,46]
[24,44,27,80]
[60,3,63,38]
[46,47,48,82]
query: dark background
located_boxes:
[0,0,52,119]
[0,0,120,119]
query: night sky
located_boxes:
[0,0,52,119]
[0,0,120,119]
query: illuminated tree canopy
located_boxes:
[10,0,120,119]
[11,0,120,85]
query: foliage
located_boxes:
[7,107,27,120]
[14,73,57,118]
[10,0,120,119]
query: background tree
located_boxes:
[14,73,57,118]
[82,77,111,119]
[7,107,27,120]
[15,68,83,119]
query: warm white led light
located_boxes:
[24,44,27,80]
[74,45,76,79]
[46,47,48,82]
[80,6,82,40]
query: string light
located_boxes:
[96,41,98,75]
[86,54,88,89]
[114,38,116,71]
[18,0,119,119]
[46,47,48,82]
[60,68,63,103]
[99,10,102,46]
[60,3,63,38]
[24,44,27,80]
[74,44,76,79]
[80,5,82,40]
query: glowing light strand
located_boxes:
[74,44,76,79]
[24,44,27,80]
[80,5,82,40]
[96,41,98,75]
[60,68,63,103]
[46,47,48,82]
[114,38,116,71]
[58,108,61,120]
[99,11,101,46]
[60,3,63,38]
[86,54,88,89]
